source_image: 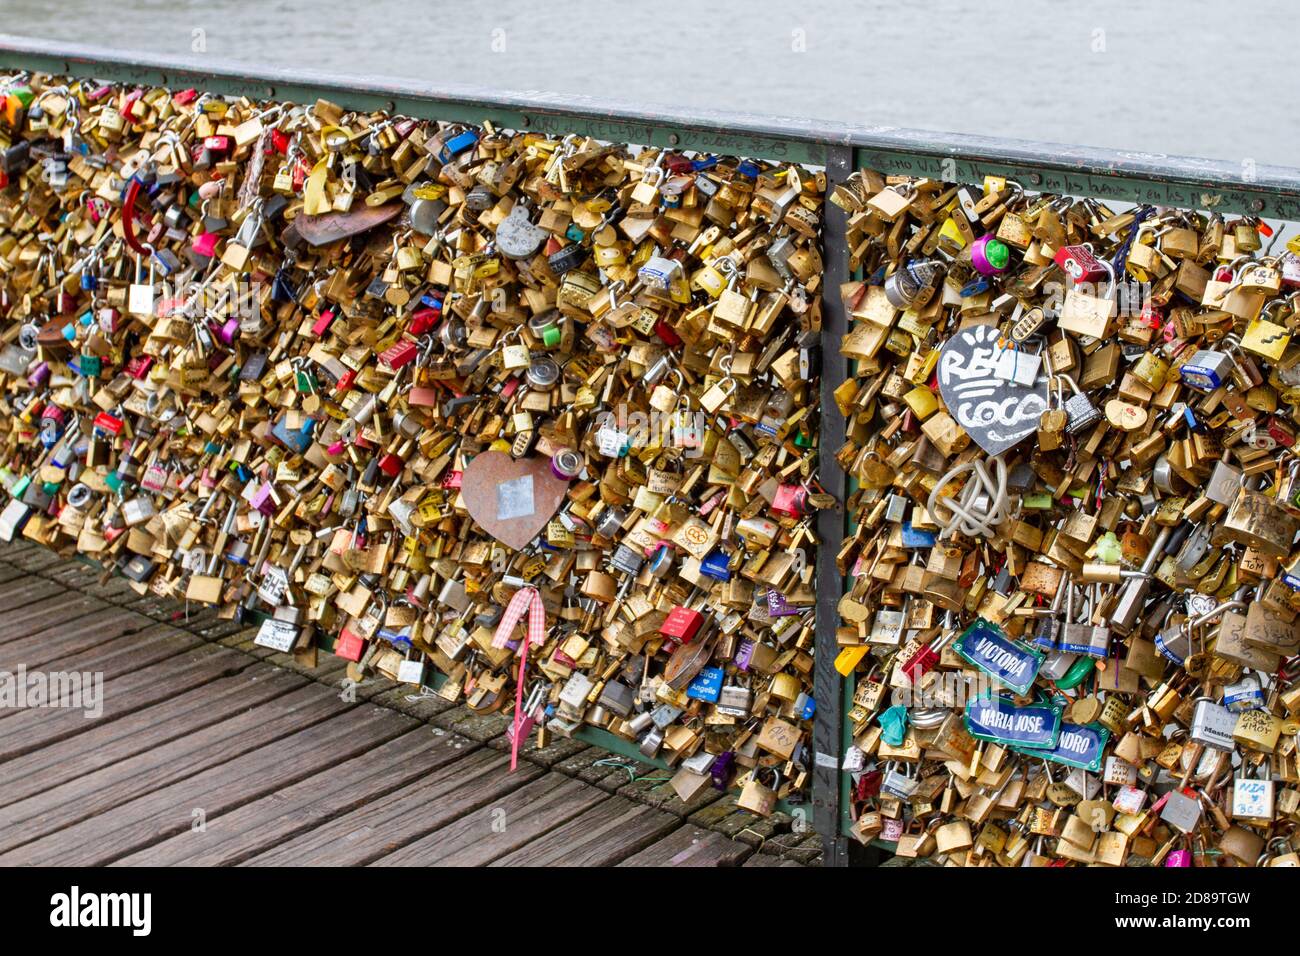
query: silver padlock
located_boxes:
[992,340,1042,387]
[1057,374,1101,434]
[558,672,594,711]
[1059,588,1108,658]
[436,577,471,613]
[766,236,795,283]
[716,678,753,717]
[597,681,635,717]
[610,544,644,576]
[1039,648,1079,681]
[880,760,920,799]
[406,195,446,236]
[1205,456,1245,506]
[638,725,665,758]
[1189,697,1236,751]
[650,703,683,728]
[870,608,905,646]
[1159,789,1204,833]
[1174,523,1212,574]
[1223,674,1265,713]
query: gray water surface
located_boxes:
[1,0,1294,167]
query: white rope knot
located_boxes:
[927,456,1010,540]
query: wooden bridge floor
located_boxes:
[0,540,818,867]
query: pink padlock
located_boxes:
[191,232,219,258]
[216,317,240,346]
[327,440,345,456]
[312,308,336,337]
[249,482,276,516]
[771,482,807,517]
[1164,849,1192,867]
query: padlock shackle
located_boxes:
[120,177,150,257]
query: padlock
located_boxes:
[1054,373,1101,434]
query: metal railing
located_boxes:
[4,33,1300,866]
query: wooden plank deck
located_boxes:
[0,540,820,867]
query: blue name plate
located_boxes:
[687,666,724,703]
[964,695,1062,750]
[1013,721,1110,773]
[952,619,1043,696]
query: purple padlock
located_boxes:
[216,316,240,346]
[1164,849,1192,867]
[709,751,735,791]
[249,481,277,516]
[734,638,755,672]
[765,589,800,618]
[971,234,1011,276]
[27,360,49,388]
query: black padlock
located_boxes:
[547,244,586,276]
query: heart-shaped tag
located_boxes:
[936,323,1050,457]
[461,451,569,551]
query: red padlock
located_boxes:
[409,386,440,407]
[1053,243,1108,284]
[1268,416,1296,448]
[124,356,153,379]
[379,339,419,371]
[409,306,440,336]
[93,411,124,435]
[901,630,956,684]
[378,442,409,477]
[771,483,808,518]
[334,626,366,662]
[311,308,336,337]
[661,605,705,643]
[653,318,683,348]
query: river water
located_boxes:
[2,0,1295,168]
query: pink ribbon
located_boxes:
[492,586,545,771]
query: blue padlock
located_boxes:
[901,521,936,549]
[438,129,478,164]
[271,415,315,454]
[1179,349,1234,392]
[687,666,724,703]
[699,549,732,582]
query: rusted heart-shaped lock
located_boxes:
[461,450,569,551]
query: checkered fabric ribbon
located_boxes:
[492,586,546,770]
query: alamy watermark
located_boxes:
[889,671,1000,710]
[0,666,103,718]
[594,404,711,459]
[1042,277,1154,319]
[50,887,150,936]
